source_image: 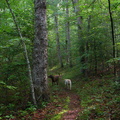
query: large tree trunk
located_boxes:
[54,14,64,68]
[65,0,72,67]
[108,0,116,76]
[5,0,37,105]
[33,0,49,105]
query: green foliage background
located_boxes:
[0,0,120,119]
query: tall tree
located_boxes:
[65,0,72,67]
[108,0,116,76]
[71,0,86,75]
[33,0,49,105]
[5,0,37,105]
[54,13,64,68]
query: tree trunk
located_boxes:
[71,0,85,74]
[108,0,116,76]
[65,0,72,67]
[5,0,37,105]
[85,16,91,77]
[54,14,64,68]
[71,0,82,39]
[33,0,49,105]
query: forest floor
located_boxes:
[24,87,81,120]
[2,75,120,120]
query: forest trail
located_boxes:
[24,87,81,120]
[61,90,81,120]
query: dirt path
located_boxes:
[60,90,81,120]
[23,88,81,120]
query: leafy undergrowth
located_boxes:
[0,84,81,120]
[75,76,120,120]
[0,86,80,120]
[24,85,81,120]
[1,65,120,120]
[24,91,69,120]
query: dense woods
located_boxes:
[0,0,120,119]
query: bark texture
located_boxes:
[33,0,49,104]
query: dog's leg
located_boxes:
[65,80,67,89]
[70,81,71,90]
[69,81,71,90]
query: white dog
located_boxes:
[64,79,72,90]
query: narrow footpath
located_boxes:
[61,90,81,120]
[23,88,81,120]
